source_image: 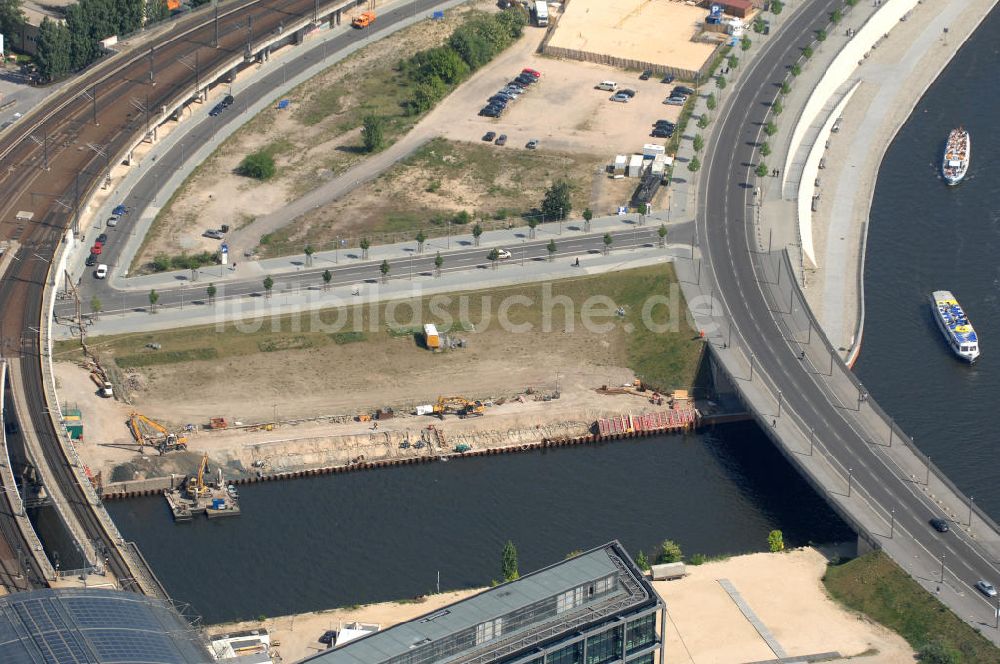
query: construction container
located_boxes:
[66,423,84,440]
[63,408,82,422]
[424,324,440,350]
[613,154,628,175]
[627,154,644,178]
[642,144,666,159]
[651,562,686,580]
[212,498,225,509]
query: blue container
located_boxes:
[212,498,225,509]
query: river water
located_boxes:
[854,7,1000,515]
[108,424,851,623]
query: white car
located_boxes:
[106,216,119,227]
[497,249,512,260]
[95,264,108,279]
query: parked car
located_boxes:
[929,518,950,533]
[596,80,618,91]
[106,216,119,227]
[508,79,528,89]
[483,131,497,142]
[673,85,695,96]
[96,233,108,245]
[620,89,637,98]
[221,94,235,107]
[496,249,512,259]
[209,103,225,117]
[651,127,673,138]
[639,69,652,80]
[480,106,502,118]
[203,229,225,240]
[654,119,675,127]
[495,134,507,146]
[521,68,541,79]
[85,253,98,267]
[112,204,128,216]
[664,96,687,106]
[526,139,539,149]
[976,580,997,597]
[95,264,108,279]
[319,630,337,646]
[501,86,523,96]
[515,74,535,85]
[610,92,630,103]
[661,73,675,84]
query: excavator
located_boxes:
[432,396,485,419]
[127,412,188,455]
[186,453,212,499]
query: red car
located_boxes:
[91,244,102,255]
[521,68,541,79]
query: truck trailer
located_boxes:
[533,1,548,26]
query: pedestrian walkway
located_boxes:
[717,578,787,660]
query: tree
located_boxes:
[362,115,386,153]
[764,121,778,136]
[771,0,784,14]
[501,540,519,582]
[146,0,169,23]
[753,17,765,33]
[830,8,842,24]
[706,93,717,111]
[90,296,102,320]
[541,180,571,222]
[360,237,371,260]
[635,550,650,571]
[697,114,710,129]
[582,207,593,232]
[740,35,751,51]
[206,283,217,303]
[237,150,276,180]
[0,0,25,38]
[263,275,274,298]
[415,229,427,253]
[434,252,443,277]
[379,259,390,282]
[715,75,727,92]
[687,156,701,172]
[527,217,539,239]
[657,224,667,248]
[472,223,483,247]
[304,244,314,266]
[767,529,785,552]
[36,17,72,82]
[780,81,791,95]
[802,45,813,59]
[755,163,769,177]
[322,269,332,290]
[816,28,827,42]
[760,142,771,157]
[692,134,704,152]
[487,247,500,269]
[771,99,783,116]
[656,540,683,564]
[727,55,739,70]
[602,233,613,255]
[148,289,159,313]
[791,63,802,77]
[546,239,556,261]
[917,641,959,664]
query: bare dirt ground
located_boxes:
[140,4,683,266]
[208,548,913,664]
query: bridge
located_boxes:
[674,0,1000,641]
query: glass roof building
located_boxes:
[303,541,664,664]
[0,588,210,664]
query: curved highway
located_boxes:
[701,0,1000,630]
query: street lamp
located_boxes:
[777,389,783,417]
[847,467,853,497]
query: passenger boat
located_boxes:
[942,128,970,185]
[930,290,979,362]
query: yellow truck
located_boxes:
[352,11,375,28]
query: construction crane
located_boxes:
[186,453,211,499]
[433,396,485,419]
[127,412,188,455]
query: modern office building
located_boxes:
[0,587,210,663]
[304,540,664,664]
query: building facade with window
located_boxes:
[303,541,665,664]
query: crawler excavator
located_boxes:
[432,396,486,419]
[186,453,212,499]
[127,412,188,455]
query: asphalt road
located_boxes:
[63,226,668,316]
[701,0,1000,629]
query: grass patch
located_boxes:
[80,266,703,391]
[115,348,218,368]
[823,551,1000,663]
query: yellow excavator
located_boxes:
[186,453,212,499]
[432,396,485,419]
[127,412,188,455]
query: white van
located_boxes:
[596,81,618,91]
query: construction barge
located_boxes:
[165,453,240,522]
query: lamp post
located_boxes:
[847,467,853,497]
[890,508,895,538]
[777,389,783,417]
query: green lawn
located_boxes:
[823,552,1000,663]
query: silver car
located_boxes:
[976,580,997,597]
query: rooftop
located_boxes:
[304,541,657,664]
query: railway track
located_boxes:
[0,0,362,593]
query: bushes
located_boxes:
[237,150,276,180]
[150,251,217,272]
